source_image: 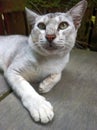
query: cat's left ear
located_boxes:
[67,0,87,29]
[25,7,39,25]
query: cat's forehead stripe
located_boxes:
[46,13,69,23]
[47,13,62,18]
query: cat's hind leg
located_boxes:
[39,73,61,93]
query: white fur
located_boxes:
[0,0,87,124]
[0,35,69,123]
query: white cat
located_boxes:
[0,0,87,123]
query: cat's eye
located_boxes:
[58,22,69,30]
[37,22,46,30]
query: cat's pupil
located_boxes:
[37,22,46,30]
[58,22,68,30]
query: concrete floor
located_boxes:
[0,48,97,130]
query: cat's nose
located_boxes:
[45,34,56,42]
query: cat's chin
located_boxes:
[41,49,58,56]
[40,48,67,56]
[34,47,59,56]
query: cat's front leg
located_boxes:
[39,73,61,93]
[4,69,54,124]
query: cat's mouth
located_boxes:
[45,46,57,51]
[43,44,58,51]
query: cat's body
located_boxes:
[0,0,87,124]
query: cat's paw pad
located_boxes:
[22,95,54,123]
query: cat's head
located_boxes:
[26,0,87,56]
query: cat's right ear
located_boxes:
[25,7,39,25]
[67,0,87,29]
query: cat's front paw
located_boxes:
[39,81,54,93]
[39,73,61,93]
[22,95,54,124]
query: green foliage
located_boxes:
[93,0,97,4]
[26,0,97,14]
[26,0,77,13]
[27,0,62,8]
